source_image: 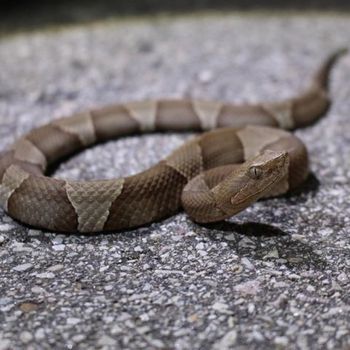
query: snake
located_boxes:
[0,49,346,233]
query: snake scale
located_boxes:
[0,49,346,233]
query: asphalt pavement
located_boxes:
[0,13,349,350]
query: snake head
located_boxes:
[232,150,289,203]
[212,150,290,217]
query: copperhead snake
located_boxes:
[0,49,346,233]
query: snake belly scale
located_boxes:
[0,49,346,232]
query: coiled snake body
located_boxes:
[0,50,346,232]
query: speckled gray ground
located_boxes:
[0,13,350,350]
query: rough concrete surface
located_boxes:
[0,13,350,350]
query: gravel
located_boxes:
[0,12,350,350]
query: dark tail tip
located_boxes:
[313,47,348,91]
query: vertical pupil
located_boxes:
[250,166,261,178]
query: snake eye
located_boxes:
[248,166,263,179]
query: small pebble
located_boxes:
[36,272,55,279]
[0,339,11,350]
[212,302,232,315]
[13,263,33,272]
[234,279,260,295]
[47,264,64,272]
[97,335,116,346]
[214,330,237,350]
[264,248,279,259]
[52,244,65,251]
[34,329,45,341]
[337,272,348,283]
[19,331,33,344]
[0,224,14,231]
[67,318,81,325]
[198,70,213,84]
[274,336,288,346]
[72,334,85,343]
[19,302,39,313]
